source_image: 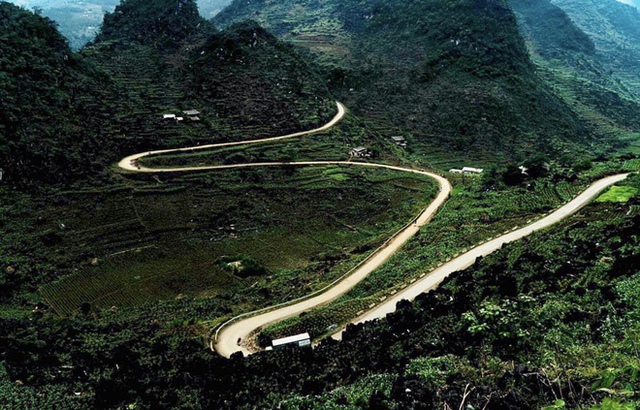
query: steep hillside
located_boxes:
[510,0,640,153]
[0,2,117,185]
[509,0,596,58]
[552,0,640,94]
[216,0,593,161]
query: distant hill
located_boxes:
[3,0,232,49]
[216,0,590,161]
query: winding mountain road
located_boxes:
[117,101,630,358]
[330,172,630,339]
[118,102,346,172]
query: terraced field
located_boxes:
[39,166,438,316]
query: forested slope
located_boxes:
[510,0,640,154]
[0,2,117,185]
[216,0,592,160]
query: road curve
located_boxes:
[118,102,346,172]
[115,100,630,359]
[213,169,450,358]
[331,172,630,340]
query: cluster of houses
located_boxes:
[162,109,201,123]
[449,167,484,175]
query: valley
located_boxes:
[1,0,640,409]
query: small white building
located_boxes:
[349,146,372,158]
[163,114,176,120]
[183,109,201,122]
[0,168,3,181]
[272,332,311,349]
[449,167,484,175]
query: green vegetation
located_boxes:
[259,159,598,341]
[3,0,640,409]
[0,1,333,186]
[95,0,210,49]
[552,0,640,96]
[597,185,638,203]
[510,0,640,157]
[2,166,637,409]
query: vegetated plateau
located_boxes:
[1,0,640,408]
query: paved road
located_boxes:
[330,172,630,339]
[118,102,346,172]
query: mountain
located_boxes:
[0,1,117,184]
[88,0,332,147]
[94,0,210,49]
[216,0,594,161]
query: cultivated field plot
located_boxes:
[39,166,437,316]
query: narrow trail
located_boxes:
[117,102,629,358]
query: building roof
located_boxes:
[183,109,201,116]
[163,114,176,119]
[352,146,368,152]
[272,332,311,347]
[462,167,484,173]
[391,136,406,142]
